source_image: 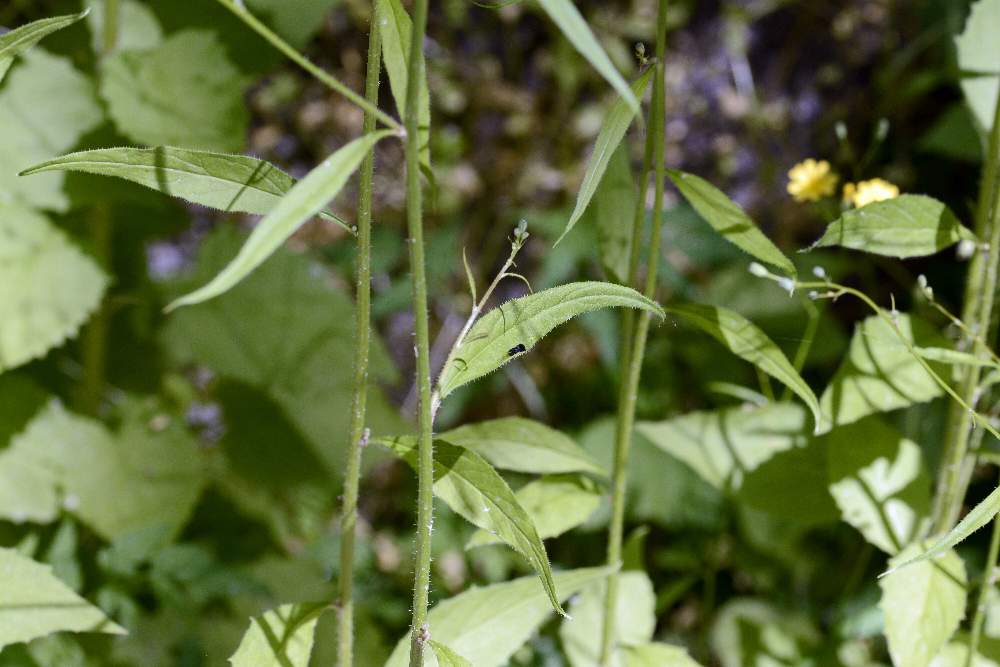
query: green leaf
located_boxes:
[467,474,601,547]
[0,548,125,649]
[558,69,652,244]
[667,170,796,278]
[378,436,565,617]
[100,30,249,152]
[439,417,604,475]
[429,641,474,667]
[559,571,655,666]
[0,11,88,84]
[20,147,347,229]
[826,417,931,554]
[709,599,819,667]
[932,642,1000,667]
[623,644,703,667]
[666,303,821,430]
[0,204,107,372]
[808,195,974,258]
[384,566,613,666]
[166,130,392,311]
[245,0,342,49]
[437,282,664,399]
[880,542,966,667]
[228,602,325,667]
[86,0,163,53]
[536,0,638,111]
[957,0,1000,133]
[590,144,639,283]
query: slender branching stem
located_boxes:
[967,470,1000,667]
[600,1,669,663]
[403,0,433,665]
[337,17,381,667]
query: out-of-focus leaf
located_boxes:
[0,548,125,649]
[667,170,796,278]
[826,417,930,554]
[919,104,984,162]
[932,642,1000,667]
[429,641,473,667]
[710,599,819,667]
[809,195,973,258]
[0,11,88,83]
[957,0,1000,133]
[86,0,162,53]
[558,69,652,244]
[589,144,639,283]
[623,644,703,667]
[440,417,604,475]
[667,304,820,429]
[0,204,107,372]
[880,542,966,667]
[378,436,564,616]
[437,282,664,399]
[245,0,342,48]
[559,571,655,666]
[100,30,249,152]
[166,130,391,310]
[229,602,325,667]
[384,567,613,667]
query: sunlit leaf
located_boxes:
[229,602,325,667]
[429,641,473,667]
[0,11,88,84]
[956,0,1000,133]
[559,571,655,666]
[623,644,703,667]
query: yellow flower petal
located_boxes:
[787,159,838,203]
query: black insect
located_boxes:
[507,343,527,357]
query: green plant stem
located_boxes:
[103,0,120,54]
[931,88,1000,534]
[966,470,1000,667]
[214,0,403,133]
[600,1,669,663]
[402,0,433,665]
[337,18,381,667]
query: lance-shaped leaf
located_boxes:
[536,0,638,111]
[384,566,613,667]
[437,282,664,399]
[668,170,796,278]
[229,602,326,667]
[429,641,473,667]
[957,0,1000,133]
[591,144,638,283]
[20,147,349,230]
[558,68,652,244]
[808,195,974,258]
[378,436,565,616]
[166,130,392,311]
[0,11,88,83]
[667,303,821,430]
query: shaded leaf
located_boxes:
[590,145,639,283]
[0,11,88,84]
[245,0,343,49]
[229,602,325,667]
[559,571,655,666]
[86,0,162,53]
[429,641,473,667]
[957,0,1000,133]
[710,599,819,667]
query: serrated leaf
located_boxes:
[0,11,88,84]
[166,130,392,311]
[384,566,613,667]
[440,417,604,475]
[437,282,664,399]
[667,169,796,278]
[590,144,638,283]
[86,0,162,53]
[880,542,966,667]
[0,548,125,649]
[228,602,325,667]
[809,195,974,258]
[0,204,107,371]
[536,0,638,111]
[957,0,1000,133]
[467,474,601,547]
[20,146,349,230]
[378,435,564,616]
[667,303,820,430]
[558,69,652,244]
[559,571,655,666]
[429,641,473,667]
[623,644,703,667]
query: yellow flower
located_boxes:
[787,159,838,202]
[842,178,900,208]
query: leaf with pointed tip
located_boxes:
[429,641,473,667]
[668,170,796,278]
[0,11,89,84]
[166,131,392,311]
[957,0,1000,133]
[229,602,325,667]
[437,282,663,399]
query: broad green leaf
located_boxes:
[20,147,349,230]
[819,313,949,430]
[228,602,325,667]
[166,130,392,311]
[623,644,703,667]
[536,0,638,111]
[590,144,639,283]
[379,436,565,616]
[0,204,107,371]
[100,30,249,152]
[467,474,601,547]
[558,69,652,244]
[667,170,796,278]
[0,548,125,649]
[710,599,819,667]
[440,417,604,475]
[384,566,613,666]
[0,11,88,84]
[559,571,655,666]
[826,417,931,554]
[437,282,664,399]
[880,542,966,667]
[246,0,343,49]
[86,0,163,53]
[809,195,974,258]
[429,641,473,667]
[667,303,821,430]
[957,0,1000,133]
[932,642,1000,667]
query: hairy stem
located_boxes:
[600,1,669,663]
[967,471,1000,667]
[337,17,381,667]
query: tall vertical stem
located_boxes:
[103,0,120,55]
[966,471,1000,667]
[337,17,381,667]
[600,1,669,663]
[403,1,434,665]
